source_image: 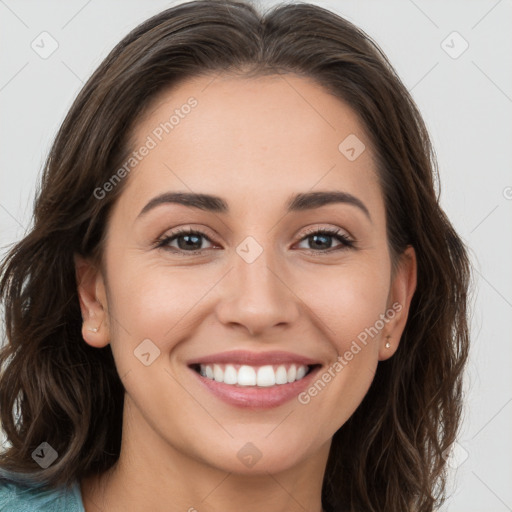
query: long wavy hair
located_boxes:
[0,1,471,510]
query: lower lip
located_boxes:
[189,365,322,409]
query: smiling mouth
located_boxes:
[189,363,320,387]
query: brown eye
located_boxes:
[156,228,215,254]
[296,228,355,253]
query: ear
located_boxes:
[74,253,110,348]
[379,245,417,361]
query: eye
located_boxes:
[155,228,216,254]
[155,226,355,256]
[295,227,355,253]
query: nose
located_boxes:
[214,244,301,337]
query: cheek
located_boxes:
[103,259,212,412]
[301,259,391,347]
[294,260,389,425]
[107,254,213,339]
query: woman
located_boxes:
[0,0,470,511]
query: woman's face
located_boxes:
[77,73,416,475]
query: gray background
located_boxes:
[1,1,511,510]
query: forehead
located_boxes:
[123,72,382,217]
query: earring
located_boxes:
[87,325,99,333]
[385,335,391,349]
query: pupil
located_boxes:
[179,234,201,250]
[311,234,331,249]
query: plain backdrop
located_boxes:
[1,1,511,510]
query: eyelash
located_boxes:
[154,226,356,256]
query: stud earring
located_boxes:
[87,325,99,333]
[385,336,391,349]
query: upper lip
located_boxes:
[186,350,321,367]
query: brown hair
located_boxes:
[0,1,471,510]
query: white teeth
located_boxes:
[213,364,223,382]
[238,365,256,386]
[197,363,310,387]
[275,365,288,385]
[296,365,307,380]
[223,364,238,385]
[256,365,276,387]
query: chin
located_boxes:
[187,432,320,475]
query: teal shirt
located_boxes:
[0,468,84,511]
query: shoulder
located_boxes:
[0,468,84,512]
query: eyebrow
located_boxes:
[137,190,371,221]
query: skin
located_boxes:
[75,73,416,512]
